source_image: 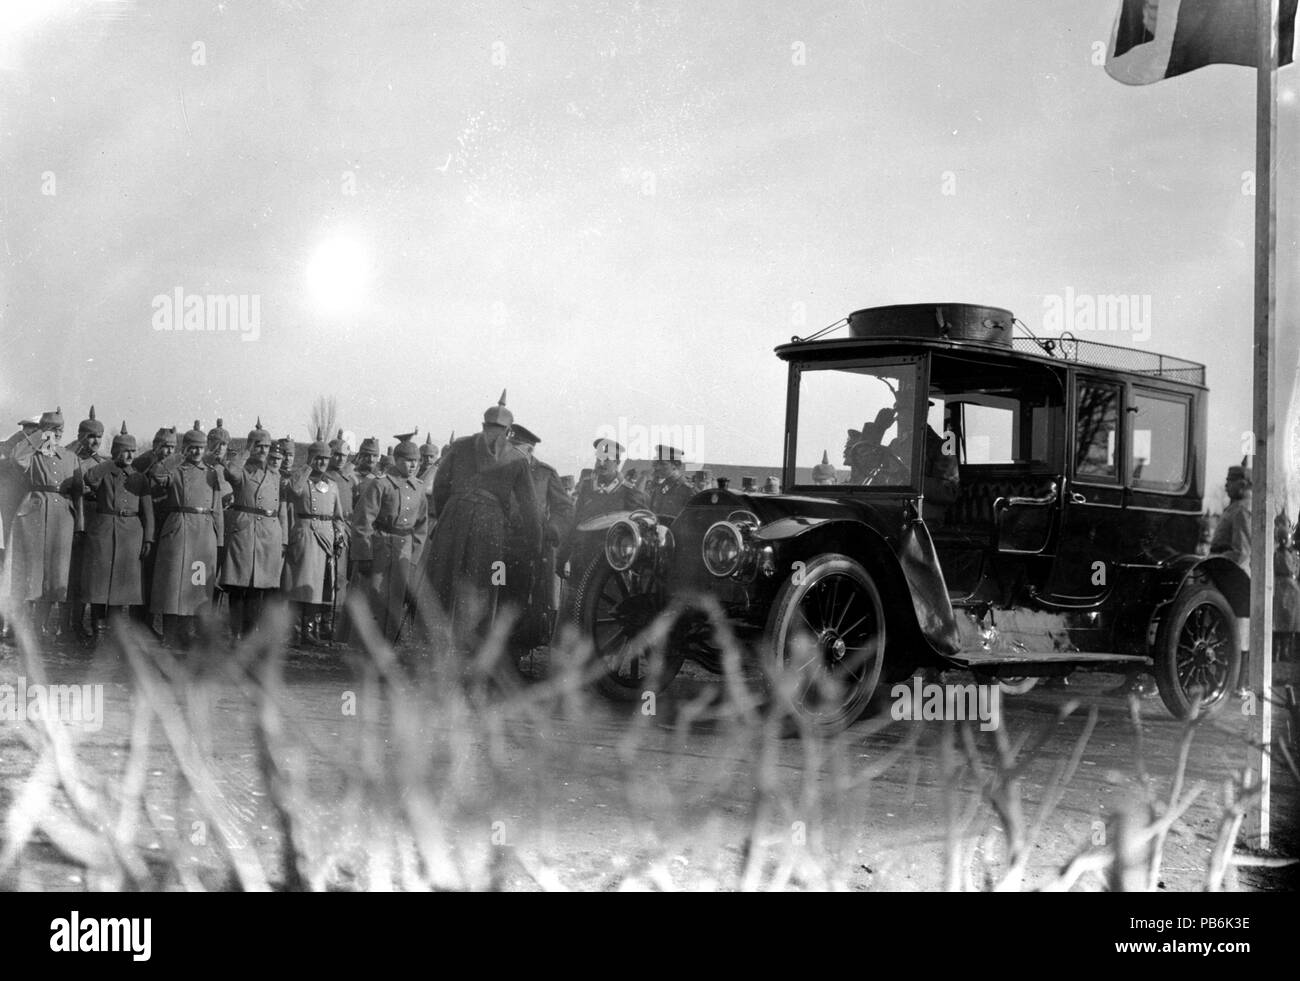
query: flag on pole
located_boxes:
[1106,0,1297,84]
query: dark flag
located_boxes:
[1107,0,1297,85]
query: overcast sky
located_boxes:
[0,0,1296,507]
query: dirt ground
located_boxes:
[1,629,1297,892]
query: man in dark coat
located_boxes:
[645,444,695,521]
[417,392,541,653]
[352,433,429,642]
[76,423,153,641]
[282,433,345,645]
[147,423,227,646]
[503,423,573,640]
[7,408,80,634]
[323,430,356,634]
[572,439,647,526]
[64,405,108,637]
[131,425,177,625]
[219,420,288,639]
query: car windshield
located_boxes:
[795,359,921,487]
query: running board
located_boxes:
[948,649,1148,668]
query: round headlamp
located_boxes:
[702,521,745,578]
[605,518,643,572]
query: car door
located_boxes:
[1041,373,1127,603]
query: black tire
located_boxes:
[1153,580,1240,718]
[569,553,684,702]
[762,553,886,736]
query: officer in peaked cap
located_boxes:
[354,436,383,486]
[8,407,79,635]
[504,423,575,641]
[415,389,542,652]
[647,444,694,519]
[1210,459,1252,574]
[64,406,109,637]
[571,437,647,529]
[351,431,430,641]
[74,422,154,642]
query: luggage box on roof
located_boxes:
[847,303,1015,348]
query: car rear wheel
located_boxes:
[763,554,886,736]
[569,554,684,702]
[1153,580,1239,718]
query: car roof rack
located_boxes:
[1011,319,1205,385]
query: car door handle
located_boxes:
[1069,491,1087,504]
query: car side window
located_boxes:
[1074,380,1120,481]
[1130,390,1189,491]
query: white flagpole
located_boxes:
[1246,0,1278,850]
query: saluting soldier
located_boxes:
[220,419,288,639]
[65,406,108,637]
[352,432,429,641]
[282,432,345,645]
[503,423,574,644]
[646,444,694,520]
[8,408,79,635]
[417,391,541,651]
[205,419,231,466]
[76,423,154,642]
[147,423,227,647]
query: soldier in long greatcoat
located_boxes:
[77,423,153,639]
[352,435,429,641]
[282,434,345,644]
[416,392,541,651]
[65,406,107,637]
[7,408,80,633]
[131,425,177,624]
[220,420,288,639]
[503,423,573,642]
[148,424,227,645]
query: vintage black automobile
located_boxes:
[565,303,1244,734]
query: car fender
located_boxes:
[762,516,959,657]
[1177,555,1250,618]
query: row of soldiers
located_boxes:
[0,396,707,652]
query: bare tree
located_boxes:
[309,395,338,442]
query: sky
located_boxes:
[0,0,1296,510]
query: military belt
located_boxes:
[30,484,64,493]
[376,522,416,536]
[100,508,139,517]
[174,506,213,515]
[297,512,332,520]
[232,504,278,517]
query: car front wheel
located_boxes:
[1153,580,1240,718]
[763,554,886,735]
[569,554,684,702]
